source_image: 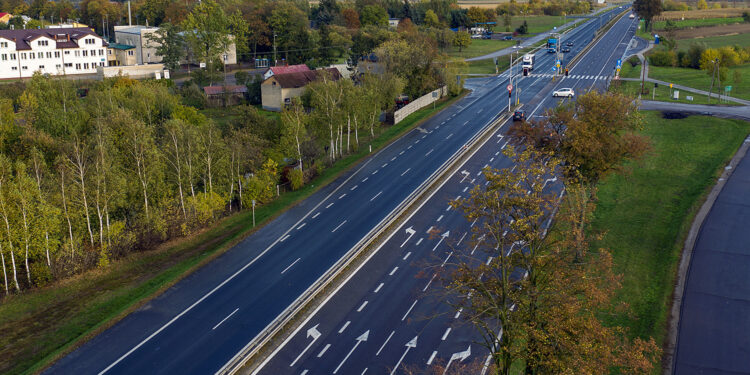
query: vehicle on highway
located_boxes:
[521,53,535,71]
[471,33,482,39]
[562,47,571,53]
[547,48,556,53]
[629,13,635,19]
[552,88,575,98]
[513,110,526,121]
[566,41,573,46]
[502,35,513,40]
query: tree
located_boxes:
[268,2,311,64]
[424,9,441,28]
[697,0,709,9]
[280,99,309,175]
[633,0,662,31]
[342,8,361,29]
[360,5,388,26]
[182,0,234,84]
[467,6,487,24]
[453,30,471,52]
[145,22,185,71]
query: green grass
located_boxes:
[465,56,513,75]
[637,20,656,40]
[446,39,516,59]
[676,33,750,51]
[609,79,738,105]
[648,64,750,101]
[619,60,642,79]
[653,17,745,30]
[592,111,750,345]
[0,93,466,375]
[200,105,281,128]
[507,15,570,34]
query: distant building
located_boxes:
[0,13,11,24]
[107,43,136,66]
[261,68,341,111]
[388,18,400,28]
[356,53,385,77]
[263,64,310,80]
[204,85,248,107]
[0,27,107,79]
[113,25,161,65]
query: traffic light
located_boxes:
[565,69,569,76]
[655,82,659,88]
[523,68,528,76]
[509,91,512,98]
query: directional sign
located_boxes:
[551,66,556,71]
[726,85,733,92]
[507,84,513,91]
[616,58,622,68]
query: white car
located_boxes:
[552,88,575,98]
[470,34,482,39]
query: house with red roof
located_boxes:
[0,13,11,24]
[261,68,341,111]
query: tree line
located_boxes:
[0,69,408,295]
[434,92,661,373]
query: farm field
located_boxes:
[658,8,748,20]
[676,32,750,50]
[671,22,750,39]
[652,16,744,30]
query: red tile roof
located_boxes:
[0,13,10,18]
[268,64,310,76]
[270,68,341,89]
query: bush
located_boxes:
[179,83,208,109]
[627,56,641,68]
[289,168,304,190]
[649,50,677,67]
[684,43,706,69]
[743,11,750,23]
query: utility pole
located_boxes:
[273,33,277,66]
[708,58,717,104]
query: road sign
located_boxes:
[616,58,622,68]
[551,66,556,71]
[507,84,513,91]
[726,86,733,92]
[669,83,673,88]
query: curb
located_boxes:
[663,132,750,374]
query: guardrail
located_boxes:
[217,100,513,375]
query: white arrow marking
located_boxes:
[333,330,369,374]
[460,170,470,183]
[290,324,322,367]
[432,231,450,251]
[390,336,418,375]
[542,176,558,189]
[443,345,472,375]
[400,226,416,248]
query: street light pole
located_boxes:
[273,33,277,66]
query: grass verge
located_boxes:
[0,92,467,375]
[445,39,516,59]
[609,79,740,105]
[591,111,750,355]
[647,64,750,101]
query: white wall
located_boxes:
[0,34,108,79]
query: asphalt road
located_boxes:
[253,11,639,375]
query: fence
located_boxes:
[393,86,448,124]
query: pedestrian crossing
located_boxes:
[497,72,612,80]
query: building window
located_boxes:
[20,53,26,59]
[1,54,6,61]
[85,38,95,45]
[38,40,48,47]
[29,53,35,60]
[38,65,44,69]
[11,66,17,71]
[64,50,70,55]
[100,62,105,67]
[10,53,15,60]
[0,42,7,48]
[82,50,87,57]
[54,51,60,58]
[99,49,104,56]
[56,64,61,69]
[127,50,134,56]
[84,63,89,69]
[75,51,80,57]
[22,66,27,70]
[46,52,52,58]
[75,63,81,70]
[37,52,42,58]
[107,49,112,55]
[64,63,72,67]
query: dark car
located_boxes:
[513,110,526,122]
[566,41,573,46]
[562,47,571,53]
[502,35,513,40]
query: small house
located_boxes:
[261,68,342,111]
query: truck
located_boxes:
[522,54,535,71]
[547,37,558,53]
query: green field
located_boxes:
[0,93,466,375]
[653,17,745,30]
[676,33,750,51]
[648,64,750,101]
[592,111,750,345]
[507,15,570,34]
[446,38,516,59]
[609,79,737,105]
[619,60,642,79]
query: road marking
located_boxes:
[312,212,321,219]
[441,251,453,267]
[338,321,350,334]
[403,252,411,260]
[471,218,477,227]
[426,226,433,234]
[407,145,412,149]
[477,108,483,114]
[382,163,388,168]
[361,368,368,375]
[490,157,494,162]
[422,134,427,139]
[362,177,368,182]
[391,156,397,161]
[463,120,469,126]
[463,186,468,193]
[495,151,500,156]
[301,370,308,375]
[317,344,331,358]
[399,151,405,155]
[445,205,451,211]
[454,308,463,319]
[212,308,239,330]
[297,223,306,230]
[501,140,509,150]
[416,238,423,246]
[425,149,434,156]
[423,274,436,291]
[442,328,452,340]
[332,220,347,233]
[357,301,368,312]
[339,193,346,199]
[372,169,378,175]
[446,133,453,140]
[427,351,438,365]
[486,256,494,265]
[326,202,334,209]
[279,234,292,242]
[281,258,301,274]
[414,140,420,144]
[401,168,411,176]
[437,215,443,222]
[476,170,483,176]
[377,331,395,356]
[374,283,384,293]
[370,191,382,201]
[351,185,358,191]
[402,300,418,321]
[457,232,467,246]
[390,266,399,276]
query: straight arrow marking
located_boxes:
[390,336,418,375]
[333,330,369,374]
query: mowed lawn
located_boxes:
[445,38,515,59]
[653,16,744,30]
[677,33,750,51]
[508,15,569,34]
[648,64,750,101]
[592,111,750,345]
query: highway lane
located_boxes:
[255,10,637,375]
[44,10,621,374]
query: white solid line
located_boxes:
[402,300,418,321]
[377,331,395,356]
[442,328,451,340]
[339,193,346,199]
[423,274,436,292]
[374,283,384,293]
[401,168,411,176]
[281,258,301,274]
[427,351,438,365]
[317,344,331,358]
[332,220,347,233]
[297,223,306,230]
[370,191,382,201]
[357,301,368,312]
[403,251,411,260]
[437,215,443,222]
[212,308,239,330]
[312,212,321,219]
[416,238,423,246]
[338,321,350,334]
[351,185,358,191]
[389,266,398,276]
[441,252,453,267]
[326,202,334,209]
[280,234,290,242]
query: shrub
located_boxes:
[718,46,741,66]
[289,168,304,190]
[649,50,677,67]
[627,56,641,67]
[179,83,208,109]
[684,43,706,69]
[743,11,750,22]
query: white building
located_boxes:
[114,25,161,65]
[0,27,107,80]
